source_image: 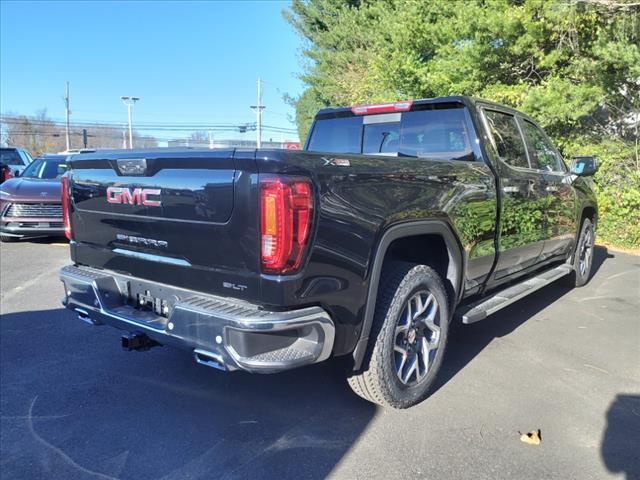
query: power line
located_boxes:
[0,117,298,134]
[0,115,297,130]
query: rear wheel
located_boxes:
[347,262,450,409]
[566,218,595,288]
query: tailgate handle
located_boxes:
[116,158,148,176]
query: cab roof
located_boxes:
[314,95,521,120]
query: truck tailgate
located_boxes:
[67,149,260,299]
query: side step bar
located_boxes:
[459,264,573,324]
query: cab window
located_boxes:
[484,110,530,169]
[520,120,564,172]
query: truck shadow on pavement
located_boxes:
[1,307,375,479]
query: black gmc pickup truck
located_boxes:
[59,96,598,408]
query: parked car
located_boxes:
[59,96,598,408]
[0,147,33,178]
[0,154,68,242]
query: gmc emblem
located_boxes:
[106,187,162,207]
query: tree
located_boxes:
[285,0,640,247]
[1,112,158,155]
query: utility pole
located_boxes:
[250,77,265,148]
[208,130,214,149]
[122,130,127,149]
[64,82,71,151]
[120,96,140,149]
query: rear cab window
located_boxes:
[306,116,362,154]
[307,102,481,161]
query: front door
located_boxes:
[519,118,577,260]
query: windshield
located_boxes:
[21,158,68,179]
[307,105,479,161]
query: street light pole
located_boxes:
[250,77,265,149]
[64,82,71,151]
[120,96,140,149]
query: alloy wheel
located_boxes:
[579,228,594,277]
[394,291,441,386]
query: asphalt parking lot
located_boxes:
[1,240,638,480]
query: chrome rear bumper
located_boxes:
[59,265,335,373]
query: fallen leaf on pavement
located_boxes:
[519,429,541,445]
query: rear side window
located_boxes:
[484,110,529,169]
[307,106,478,161]
[0,150,23,165]
[520,120,564,172]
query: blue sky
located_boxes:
[0,0,304,142]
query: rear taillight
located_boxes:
[260,177,313,274]
[351,100,413,115]
[61,176,71,240]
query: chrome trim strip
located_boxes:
[112,248,191,267]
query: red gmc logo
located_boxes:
[106,187,162,207]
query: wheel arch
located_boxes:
[351,220,464,370]
[581,204,597,228]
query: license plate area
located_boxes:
[127,281,175,318]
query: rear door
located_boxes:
[68,149,261,299]
[481,108,548,281]
[519,119,577,260]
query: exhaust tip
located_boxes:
[75,308,98,325]
[194,349,226,371]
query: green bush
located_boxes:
[566,139,640,248]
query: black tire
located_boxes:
[347,262,450,409]
[565,218,595,288]
[0,234,17,243]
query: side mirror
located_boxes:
[570,156,598,176]
[13,170,20,177]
